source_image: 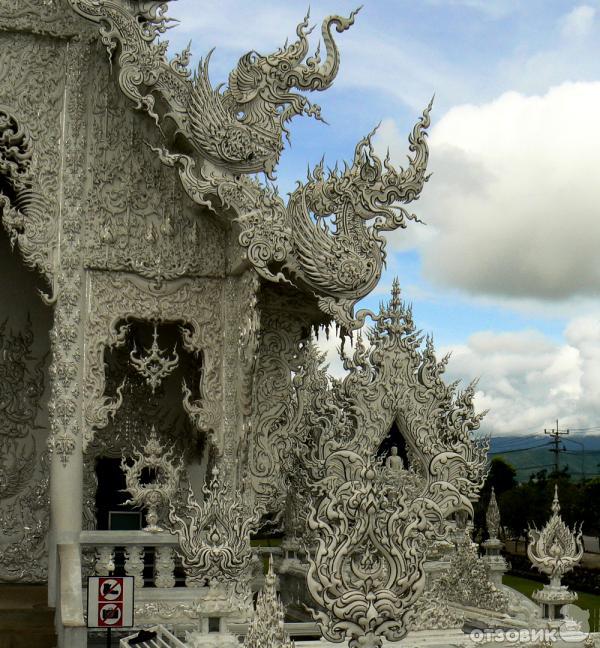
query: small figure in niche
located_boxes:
[386,446,404,471]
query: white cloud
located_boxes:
[560,5,596,40]
[377,82,600,301]
[440,324,590,436]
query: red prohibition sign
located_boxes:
[98,602,122,626]
[99,578,122,601]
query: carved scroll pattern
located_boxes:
[527,486,584,584]
[0,451,49,583]
[84,45,225,284]
[67,0,355,176]
[46,39,92,466]
[0,0,83,38]
[282,282,489,645]
[0,33,64,294]
[244,286,327,512]
[219,271,260,480]
[0,321,49,582]
[157,102,431,330]
[83,272,223,452]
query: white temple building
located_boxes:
[0,2,597,647]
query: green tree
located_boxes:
[487,457,518,494]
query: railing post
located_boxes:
[124,545,145,587]
[94,545,115,575]
[155,546,176,588]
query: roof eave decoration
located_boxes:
[68,0,431,330]
[67,0,358,177]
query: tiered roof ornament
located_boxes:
[67,0,431,329]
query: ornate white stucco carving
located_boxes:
[129,324,179,394]
[431,532,508,613]
[155,104,431,329]
[83,272,223,451]
[293,282,489,647]
[66,0,357,177]
[486,486,501,541]
[121,426,182,532]
[167,467,262,593]
[528,486,583,595]
[244,556,295,648]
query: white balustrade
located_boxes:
[80,530,180,588]
[80,531,284,592]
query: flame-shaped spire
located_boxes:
[244,555,295,648]
[527,487,583,586]
[486,487,501,542]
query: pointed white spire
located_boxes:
[244,555,294,648]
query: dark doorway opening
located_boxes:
[376,420,409,468]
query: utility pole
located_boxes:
[544,419,569,477]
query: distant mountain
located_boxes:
[488,434,600,483]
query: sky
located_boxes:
[164,0,600,438]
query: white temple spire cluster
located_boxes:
[244,556,295,648]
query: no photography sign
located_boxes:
[87,576,134,628]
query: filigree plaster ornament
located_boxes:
[0,450,49,583]
[50,432,77,467]
[305,450,446,647]
[528,486,584,587]
[121,426,182,532]
[129,323,179,393]
[155,103,431,329]
[486,487,501,541]
[83,273,223,450]
[168,466,262,591]
[0,318,46,440]
[282,282,489,646]
[0,106,57,297]
[431,532,508,613]
[67,0,357,176]
[244,556,295,648]
[0,437,36,500]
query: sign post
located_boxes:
[87,576,135,646]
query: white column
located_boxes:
[48,431,83,607]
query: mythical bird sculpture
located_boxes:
[154,102,431,329]
[67,0,358,176]
[68,1,431,326]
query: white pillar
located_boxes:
[48,429,83,607]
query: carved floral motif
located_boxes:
[121,426,182,532]
[244,556,295,648]
[156,103,431,329]
[0,41,63,296]
[430,533,508,613]
[83,272,222,451]
[486,486,501,541]
[295,282,488,646]
[168,467,262,592]
[129,324,179,394]
[84,46,225,284]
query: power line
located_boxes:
[488,440,553,455]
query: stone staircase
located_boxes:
[0,585,56,648]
